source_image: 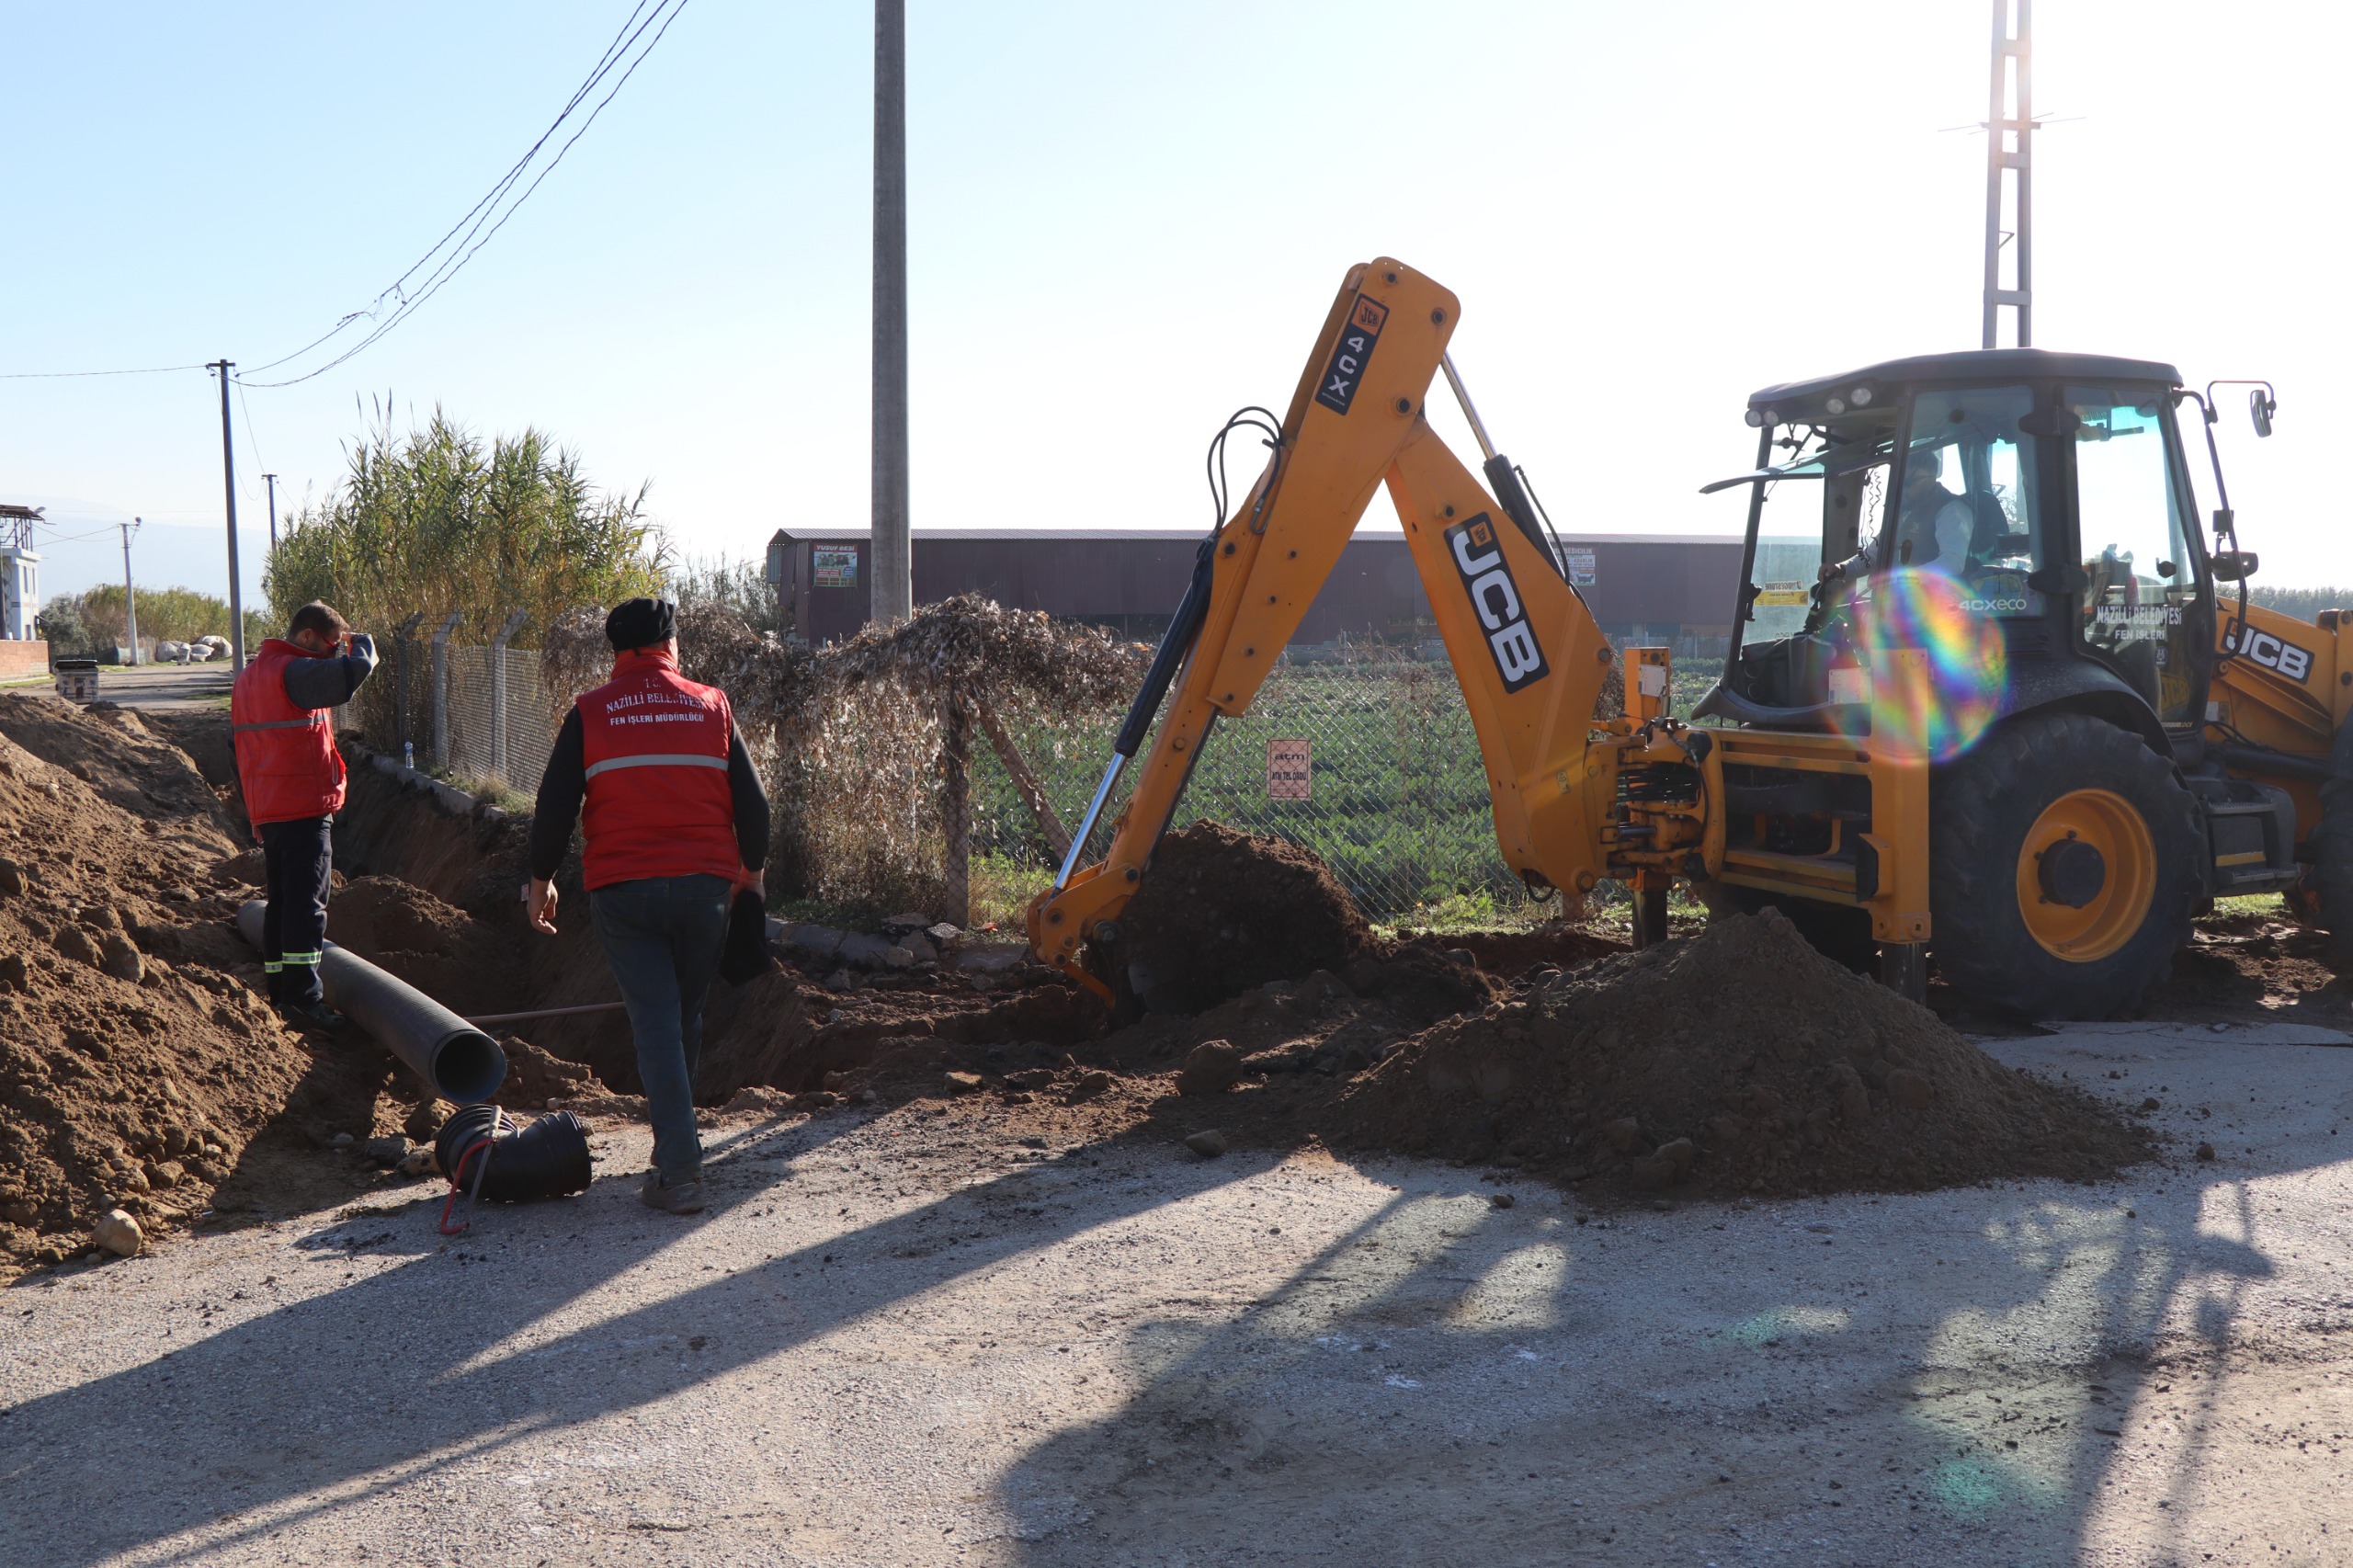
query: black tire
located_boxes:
[2309,718,2353,971]
[1930,711,2200,1019]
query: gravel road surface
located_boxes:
[5,1021,2350,1567]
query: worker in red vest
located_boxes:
[230,601,379,1030]
[525,597,769,1215]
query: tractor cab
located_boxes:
[1693,348,2222,746]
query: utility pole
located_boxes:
[263,472,279,551]
[1981,0,2032,349]
[208,359,245,669]
[119,517,142,666]
[870,0,913,627]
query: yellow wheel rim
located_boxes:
[2014,789,2156,962]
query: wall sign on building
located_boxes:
[1267,737,1312,801]
[1564,548,1597,588]
[813,546,860,589]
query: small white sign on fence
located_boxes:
[1267,737,1312,801]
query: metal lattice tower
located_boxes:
[1981,0,2033,348]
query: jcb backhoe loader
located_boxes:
[1026,258,2348,1019]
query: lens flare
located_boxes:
[1835,568,2006,761]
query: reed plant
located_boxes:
[264,403,665,647]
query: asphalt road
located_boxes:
[5,1021,2351,1568]
[29,662,235,711]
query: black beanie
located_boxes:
[605,597,676,652]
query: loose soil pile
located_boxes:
[0,699,334,1270]
[1109,821,1376,1013]
[1331,908,2152,1194]
[324,876,518,1019]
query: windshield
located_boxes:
[1724,414,1899,648]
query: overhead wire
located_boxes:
[0,363,207,381]
[240,0,691,390]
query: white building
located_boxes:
[0,505,41,642]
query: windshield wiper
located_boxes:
[1699,437,1890,494]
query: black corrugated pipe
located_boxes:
[235,900,506,1104]
[435,1104,593,1202]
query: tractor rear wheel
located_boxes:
[2308,719,2353,971]
[1929,711,2200,1019]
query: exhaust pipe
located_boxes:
[236,900,507,1104]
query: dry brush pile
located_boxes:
[542,594,1149,915]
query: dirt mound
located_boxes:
[0,708,328,1271]
[1110,822,1374,1013]
[1330,909,2152,1195]
[0,694,241,835]
[326,876,521,1019]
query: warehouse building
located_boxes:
[765,527,1744,653]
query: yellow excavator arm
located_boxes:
[1027,258,1678,997]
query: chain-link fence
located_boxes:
[966,645,1539,923]
[353,606,1699,927]
[356,618,568,801]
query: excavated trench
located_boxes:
[0,694,2187,1287]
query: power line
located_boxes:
[241,0,691,390]
[0,363,207,381]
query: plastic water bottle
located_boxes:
[404,742,415,771]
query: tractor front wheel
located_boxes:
[1929,711,2200,1019]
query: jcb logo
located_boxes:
[2224,621,2313,683]
[1446,515,1550,693]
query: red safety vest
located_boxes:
[230,639,348,832]
[577,648,742,890]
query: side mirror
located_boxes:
[2251,388,2277,437]
[2211,551,2259,583]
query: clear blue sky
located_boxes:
[5,1,2345,613]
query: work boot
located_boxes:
[278,999,348,1036]
[640,1170,706,1215]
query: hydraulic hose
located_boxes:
[1114,533,1219,757]
[235,900,507,1104]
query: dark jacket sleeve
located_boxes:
[280,632,381,710]
[527,708,587,881]
[729,729,770,872]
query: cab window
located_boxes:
[2068,386,2201,722]
[1886,385,2044,618]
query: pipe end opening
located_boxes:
[433,1030,508,1106]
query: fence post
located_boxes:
[940,690,972,927]
[488,608,529,788]
[391,610,424,757]
[973,698,1070,858]
[428,609,463,771]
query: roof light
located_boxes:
[1850,384,1875,407]
[1825,396,1847,415]
[1744,408,1765,427]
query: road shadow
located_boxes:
[0,1109,1259,1567]
[993,1037,2345,1565]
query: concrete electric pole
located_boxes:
[120,517,142,666]
[870,0,913,627]
[208,359,245,669]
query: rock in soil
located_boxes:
[1176,1040,1243,1096]
[92,1209,142,1257]
[1329,909,2153,1197]
[1108,822,1373,1014]
[1184,1129,1229,1157]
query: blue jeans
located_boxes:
[588,873,732,1184]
